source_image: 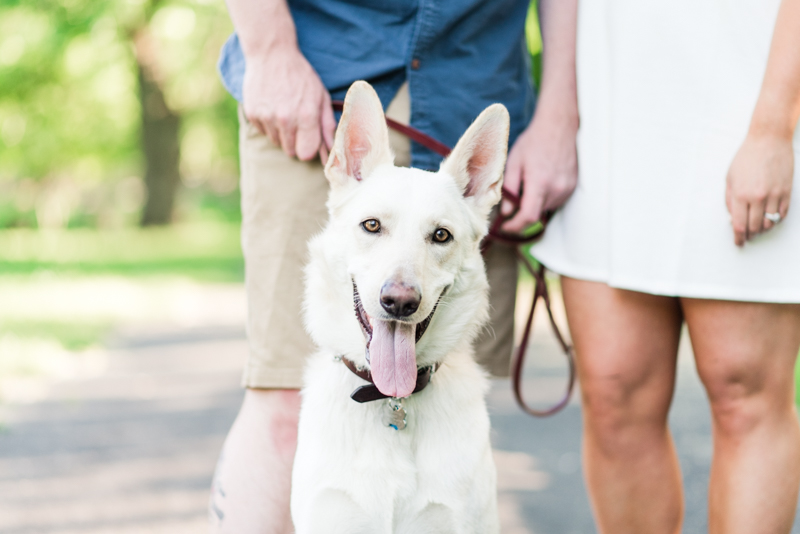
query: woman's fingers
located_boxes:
[780,195,791,220]
[725,132,794,245]
[504,188,545,232]
[747,196,766,237]
[730,196,749,247]
[763,195,781,231]
[501,148,523,218]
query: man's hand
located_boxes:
[242,47,336,163]
[726,132,793,246]
[501,110,578,232]
[227,0,335,163]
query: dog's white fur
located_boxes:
[291,81,509,534]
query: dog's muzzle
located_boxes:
[352,282,437,354]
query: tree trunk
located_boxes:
[136,32,181,226]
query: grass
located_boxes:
[0,321,112,351]
[4,220,800,406]
[792,353,800,406]
[0,221,244,282]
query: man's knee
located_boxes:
[241,388,302,453]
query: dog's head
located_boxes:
[305,81,509,398]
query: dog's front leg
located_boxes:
[396,503,459,534]
[294,488,378,534]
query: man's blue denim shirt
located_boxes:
[218,0,535,171]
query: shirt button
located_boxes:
[411,58,420,70]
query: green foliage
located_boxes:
[526,0,543,89]
[0,0,238,228]
[795,354,800,405]
[0,221,244,281]
[0,320,111,351]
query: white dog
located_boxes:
[291,81,509,534]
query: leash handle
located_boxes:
[331,100,576,417]
[510,254,576,417]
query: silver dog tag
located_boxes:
[383,398,407,430]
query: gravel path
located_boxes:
[1,298,798,533]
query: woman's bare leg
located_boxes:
[562,277,684,534]
[683,299,800,534]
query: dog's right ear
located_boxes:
[325,81,393,189]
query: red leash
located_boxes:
[332,101,576,417]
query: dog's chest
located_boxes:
[293,354,494,518]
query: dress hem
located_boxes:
[534,254,800,304]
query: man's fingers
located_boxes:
[730,197,748,247]
[278,119,298,158]
[262,121,280,147]
[320,94,336,150]
[319,143,329,166]
[295,116,323,161]
[247,115,266,136]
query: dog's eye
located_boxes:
[362,219,381,233]
[432,228,452,243]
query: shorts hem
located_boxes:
[241,363,305,390]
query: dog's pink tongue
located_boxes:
[368,321,417,398]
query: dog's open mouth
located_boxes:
[352,282,439,398]
[352,283,436,346]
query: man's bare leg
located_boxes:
[562,277,684,534]
[684,299,800,534]
[209,389,301,534]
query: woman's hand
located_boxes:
[726,132,794,246]
[501,0,579,233]
[725,0,800,246]
[501,111,578,232]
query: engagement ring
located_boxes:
[764,212,782,224]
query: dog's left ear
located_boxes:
[325,81,393,189]
[440,104,510,216]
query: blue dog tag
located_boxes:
[383,398,407,430]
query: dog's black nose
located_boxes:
[380,281,421,318]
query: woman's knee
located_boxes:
[699,360,793,438]
[580,371,672,454]
[685,299,800,438]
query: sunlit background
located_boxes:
[3,2,799,533]
[0,0,544,404]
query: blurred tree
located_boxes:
[0,0,238,229]
[137,38,181,226]
[126,0,181,225]
[0,0,539,229]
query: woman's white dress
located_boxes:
[532,0,800,302]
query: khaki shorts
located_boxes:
[239,84,518,389]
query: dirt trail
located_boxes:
[1,280,797,533]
